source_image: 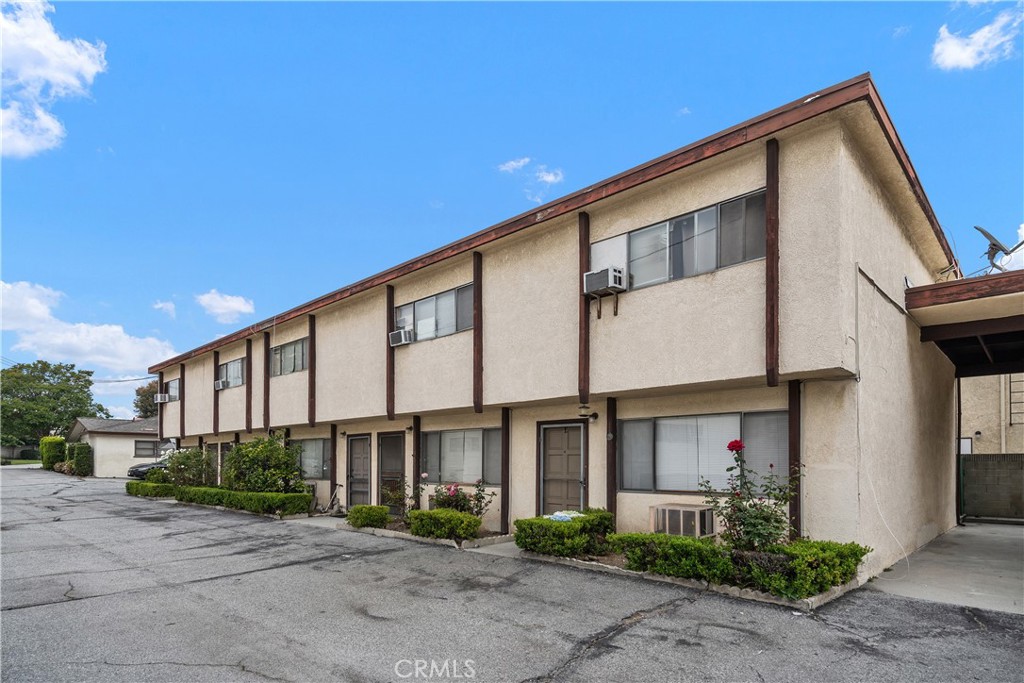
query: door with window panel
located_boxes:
[541,425,585,514]
[378,433,405,515]
[347,436,371,508]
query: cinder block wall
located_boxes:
[962,454,1024,519]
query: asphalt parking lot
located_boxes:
[2,468,1022,683]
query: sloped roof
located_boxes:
[69,417,159,440]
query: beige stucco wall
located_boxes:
[184,357,213,436]
[316,292,387,422]
[160,367,181,438]
[88,433,159,478]
[482,219,578,406]
[267,318,310,427]
[395,332,473,414]
[961,374,1024,454]
[217,341,247,434]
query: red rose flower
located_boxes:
[727,439,744,452]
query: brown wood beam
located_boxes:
[411,415,421,508]
[501,407,511,535]
[307,314,316,427]
[386,285,395,420]
[765,138,781,388]
[956,360,1024,378]
[473,251,483,413]
[605,396,617,520]
[244,339,253,433]
[920,314,1024,342]
[262,332,270,431]
[906,270,1024,309]
[788,380,802,539]
[212,350,220,436]
[179,363,186,438]
[157,371,164,440]
[330,423,338,504]
[578,212,591,405]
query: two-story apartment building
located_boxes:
[149,74,985,576]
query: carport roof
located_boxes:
[906,270,1024,378]
[68,417,159,441]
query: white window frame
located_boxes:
[271,338,308,377]
[217,358,245,388]
[396,284,474,343]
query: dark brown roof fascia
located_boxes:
[149,72,953,373]
[906,270,1024,309]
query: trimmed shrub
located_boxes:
[145,468,171,484]
[513,508,614,557]
[174,486,311,518]
[221,437,305,493]
[166,448,217,487]
[126,481,178,498]
[609,533,734,584]
[69,442,93,477]
[408,508,481,541]
[737,540,871,599]
[347,504,390,529]
[40,437,66,471]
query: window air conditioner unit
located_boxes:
[153,393,171,404]
[389,329,414,347]
[584,267,626,296]
[214,379,229,390]
[649,504,715,538]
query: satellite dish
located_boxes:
[975,226,1024,273]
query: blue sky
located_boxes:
[2,1,1022,418]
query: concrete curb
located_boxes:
[158,499,311,521]
[338,522,460,549]
[461,534,515,549]
[517,550,863,612]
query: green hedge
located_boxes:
[408,508,481,541]
[609,533,735,584]
[40,437,66,471]
[737,540,871,599]
[68,443,93,477]
[126,481,178,498]
[347,505,390,529]
[174,486,311,518]
[513,509,615,557]
[608,533,870,599]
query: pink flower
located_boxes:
[420,472,429,480]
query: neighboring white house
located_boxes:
[67,417,161,478]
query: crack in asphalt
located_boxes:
[67,659,292,682]
[520,593,702,682]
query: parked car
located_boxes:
[127,459,168,479]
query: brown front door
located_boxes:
[541,424,584,515]
[347,436,371,509]
[378,433,405,515]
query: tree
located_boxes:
[134,379,159,418]
[0,361,110,446]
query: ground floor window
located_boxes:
[619,411,787,492]
[134,440,158,458]
[421,428,501,485]
[294,439,330,479]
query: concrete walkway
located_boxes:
[870,522,1024,614]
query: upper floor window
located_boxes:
[217,358,245,389]
[165,379,180,402]
[395,284,473,343]
[421,428,501,485]
[592,190,766,290]
[619,410,787,493]
[271,338,308,377]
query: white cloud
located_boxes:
[153,300,176,319]
[892,26,911,39]
[498,157,531,173]
[195,289,254,324]
[1,1,107,158]
[676,106,692,116]
[90,377,150,397]
[535,166,564,185]
[428,199,444,210]
[932,8,1023,70]
[1,280,177,374]
[105,405,135,420]
[997,223,1024,271]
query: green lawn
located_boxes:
[1,459,42,465]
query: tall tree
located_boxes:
[134,379,159,418]
[0,361,110,445]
